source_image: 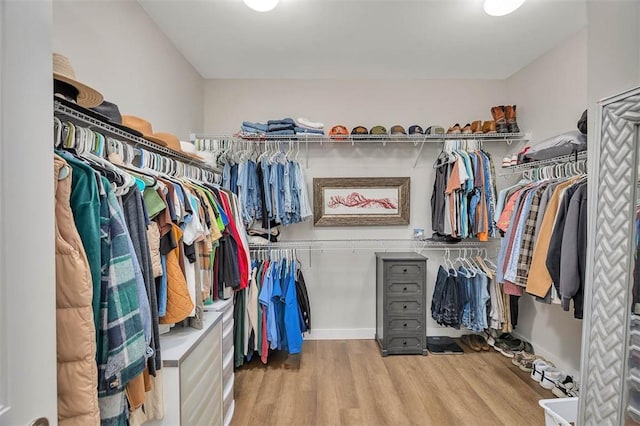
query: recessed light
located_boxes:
[483,0,526,16]
[243,0,280,12]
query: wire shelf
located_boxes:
[498,150,587,176]
[55,101,221,173]
[192,132,530,145]
[248,238,501,251]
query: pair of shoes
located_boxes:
[511,352,539,372]
[501,154,518,167]
[552,376,579,398]
[491,105,521,133]
[496,338,525,358]
[461,334,490,351]
[471,121,483,134]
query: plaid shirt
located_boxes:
[98,179,147,425]
[515,186,546,286]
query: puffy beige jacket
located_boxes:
[54,157,99,425]
[147,221,163,278]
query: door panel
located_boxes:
[0,0,57,424]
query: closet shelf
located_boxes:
[248,238,500,252]
[55,100,221,173]
[192,132,531,146]
[499,150,587,176]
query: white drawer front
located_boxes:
[222,322,233,353]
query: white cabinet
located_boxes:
[206,298,235,426]
[149,311,223,426]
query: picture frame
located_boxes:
[313,177,410,226]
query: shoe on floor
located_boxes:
[540,367,565,390]
[461,334,482,351]
[496,338,525,358]
[530,359,555,383]
[552,376,579,398]
[511,352,538,372]
[472,334,490,351]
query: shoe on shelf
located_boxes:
[491,106,508,133]
[461,334,482,351]
[482,120,497,134]
[552,376,579,398]
[531,359,556,383]
[461,123,473,134]
[447,123,462,134]
[540,367,566,390]
[471,120,483,134]
[510,154,518,166]
[505,105,520,133]
[502,157,511,168]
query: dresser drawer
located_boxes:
[387,335,424,352]
[222,320,234,353]
[385,261,424,277]
[388,317,423,333]
[387,299,423,315]
[386,280,423,296]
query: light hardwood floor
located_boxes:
[232,339,555,426]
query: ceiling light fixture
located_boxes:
[243,0,279,12]
[483,0,526,16]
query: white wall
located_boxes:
[505,29,587,378]
[52,0,204,139]
[204,79,510,339]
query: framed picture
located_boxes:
[313,177,410,226]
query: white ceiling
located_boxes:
[139,0,587,80]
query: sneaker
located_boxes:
[496,338,524,358]
[540,367,566,390]
[531,359,555,383]
[511,352,538,372]
[552,376,579,398]
[502,157,511,168]
[510,154,518,166]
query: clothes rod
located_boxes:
[55,101,221,173]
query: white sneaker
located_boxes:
[540,367,566,390]
[530,359,555,383]
[510,154,518,166]
[502,157,511,168]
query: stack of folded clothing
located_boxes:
[267,118,296,136]
[241,121,268,136]
[294,117,325,135]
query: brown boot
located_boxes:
[482,120,497,134]
[462,123,472,134]
[491,106,508,133]
[471,120,483,134]
[505,105,520,133]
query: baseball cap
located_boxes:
[351,126,368,135]
[408,125,424,135]
[426,125,445,135]
[390,125,407,135]
[329,125,349,140]
[369,125,388,135]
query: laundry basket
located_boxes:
[539,397,579,426]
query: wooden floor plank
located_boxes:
[232,339,555,426]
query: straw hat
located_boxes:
[53,53,103,108]
[153,132,204,161]
[121,115,168,147]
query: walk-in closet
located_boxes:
[2,0,640,425]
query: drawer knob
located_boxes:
[403,268,408,273]
[403,305,407,309]
[403,286,408,291]
[403,322,408,327]
[403,340,407,345]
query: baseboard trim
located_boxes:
[304,328,375,340]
